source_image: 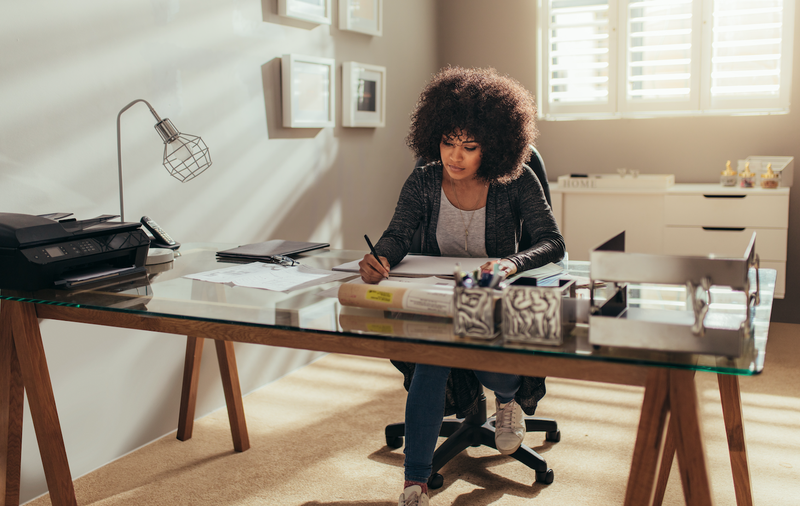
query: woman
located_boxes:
[358,66,565,506]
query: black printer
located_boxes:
[0,213,150,291]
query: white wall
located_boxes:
[436,0,800,323]
[0,0,438,502]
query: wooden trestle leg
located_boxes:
[2,301,76,506]
[625,368,714,506]
[718,374,753,506]
[177,336,249,452]
[1,302,24,506]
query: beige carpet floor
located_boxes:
[27,323,800,505]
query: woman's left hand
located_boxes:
[480,258,517,277]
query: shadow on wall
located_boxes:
[249,150,340,242]
[261,58,321,140]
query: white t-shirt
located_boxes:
[436,188,487,257]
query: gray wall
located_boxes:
[0,1,438,502]
[437,0,800,323]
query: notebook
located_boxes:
[333,255,495,277]
[216,240,329,263]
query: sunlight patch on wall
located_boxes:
[311,198,343,248]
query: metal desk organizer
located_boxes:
[502,277,576,346]
[453,286,501,339]
[588,231,760,357]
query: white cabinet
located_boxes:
[550,183,789,298]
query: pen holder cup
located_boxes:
[453,286,501,339]
[501,277,576,346]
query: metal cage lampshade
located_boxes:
[117,99,212,222]
[153,116,211,183]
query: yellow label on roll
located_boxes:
[366,289,393,303]
[367,323,395,334]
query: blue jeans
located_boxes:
[403,363,522,483]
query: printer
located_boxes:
[0,213,150,291]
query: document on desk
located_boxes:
[185,263,352,292]
[512,262,566,282]
[334,255,566,281]
[333,255,495,277]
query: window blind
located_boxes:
[711,0,784,98]
[627,0,694,101]
[547,0,611,104]
[539,0,794,119]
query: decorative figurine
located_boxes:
[720,160,738,186]
[761,163,780,189]
[740,162,756,188]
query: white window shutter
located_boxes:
[620,0,702,115]
[704,0,794,113]
[538,0,795,119]
[540,0,618,118]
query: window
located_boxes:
[538,0,795,120]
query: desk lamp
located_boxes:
[116,99,212,223]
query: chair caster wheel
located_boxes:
[428,473,444,490]
[536,469,554,484]
[386,436,403,448]
[546,430,561,443]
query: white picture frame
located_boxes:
[278,0,332,25]
[342,62,386,128]
[338,0,382,36]
[281,54,336,128]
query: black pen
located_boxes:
[364,234,388,279]
[364,234,379,259]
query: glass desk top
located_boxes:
[0,243,775,376]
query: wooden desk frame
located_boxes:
[1,300,754,506]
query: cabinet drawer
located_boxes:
[663,226,787,261]
[665,193,789,228]
[562,193,663,261]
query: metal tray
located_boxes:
[588,232,759,357]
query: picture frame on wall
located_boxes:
[281,54,336,128]
[342,62,386,128]
[339,0,382,36]
[278,0,332,25]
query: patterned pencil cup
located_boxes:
[502,278,576,345]
[453,287,500,339]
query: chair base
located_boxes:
[385,394,559,489]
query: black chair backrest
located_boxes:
[527,145,551,207]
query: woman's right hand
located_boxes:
[358,254,390,283]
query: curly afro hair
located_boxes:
[406,66,538,184]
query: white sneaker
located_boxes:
[494,398,525,455]
[398,485,429,506]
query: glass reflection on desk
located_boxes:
[0,243,775,376]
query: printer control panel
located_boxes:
[20,232,148,264]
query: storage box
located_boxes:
[501,277,576,345]
[745,156,793,187]
[453,286,501,339]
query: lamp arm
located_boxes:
[116,99,163,222]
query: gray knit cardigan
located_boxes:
[374,162,566,417]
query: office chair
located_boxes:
[385,145,560,489]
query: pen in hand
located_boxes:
[364,234,389,279]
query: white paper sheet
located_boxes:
[333,256,495,277]
[333,255,565,281]
[184,263,352,292]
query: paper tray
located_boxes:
[589,307,750,357]
[590,231,756,291]
[587,231,759,357]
